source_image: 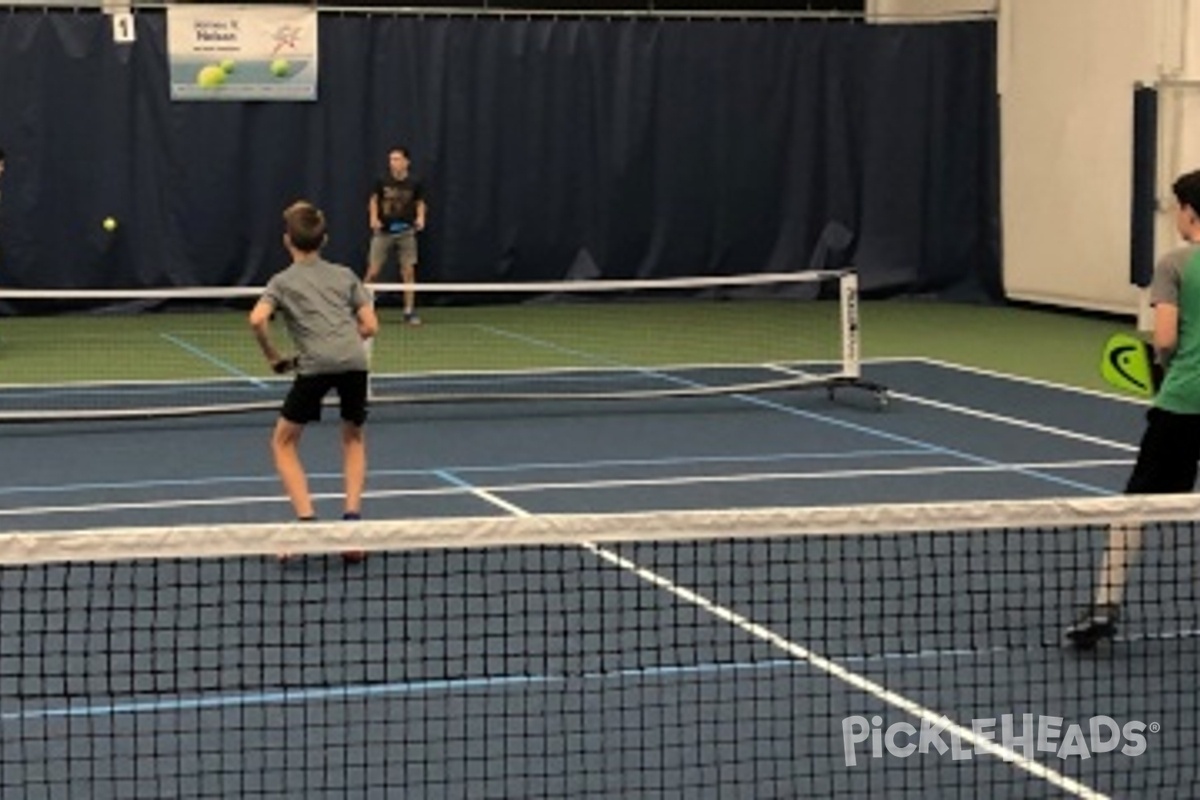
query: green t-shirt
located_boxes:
[1151,244,1200,413]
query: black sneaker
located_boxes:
[1064,603,1121,650]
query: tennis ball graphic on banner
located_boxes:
[197,64,227,88]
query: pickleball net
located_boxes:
[2,494,1198,798]
[0,270,885,422]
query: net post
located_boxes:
[839,271,861,380]
[827,270,887,408]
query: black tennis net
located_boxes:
[0,271,885,423]
[2,496,1197,798]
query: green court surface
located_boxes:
[0,298,838,384]
[0,297,1133,393]
[861,300,1133,394]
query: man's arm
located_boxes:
[1153,301,1179,364]
[414,199,427,232]
[368,192,381,232]
[356,301,379,340]
[249,299,287,368]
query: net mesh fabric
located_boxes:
[1,495,1198,797]
[0,271,880,422]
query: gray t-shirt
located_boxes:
[1150,243,1200,413]
[260,256,371,375]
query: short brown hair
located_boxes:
[1173,171,1200,217]
[283,201,326,253]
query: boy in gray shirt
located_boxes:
[250,201,379,536]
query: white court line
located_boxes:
[0,450,927,497]
[0,459,1133,518]
[888,392,1136,453]
[906,357,1145,405]
[774,363,1138,453]
[447,476,1110,800]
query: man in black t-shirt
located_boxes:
[366,146,427,325]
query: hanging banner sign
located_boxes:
[168,5,317,101]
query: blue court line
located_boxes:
[0,649,1020,723]
[19,628,1186,724]
[159,333,269,389]
[0,449,929,497]
[1,674,560,721]
[474,327,1116,497]
[436,468,470,490]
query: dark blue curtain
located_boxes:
[0,11,999,299]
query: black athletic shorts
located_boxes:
[280,371,369,426]
[1125,407,1200,494]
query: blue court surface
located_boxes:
[1,359,1195,799]
[0,359,1142,528]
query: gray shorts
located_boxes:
[369,230,418,271]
